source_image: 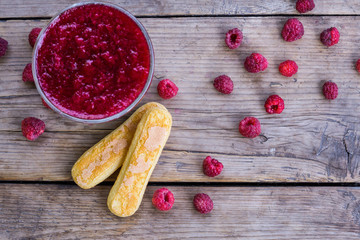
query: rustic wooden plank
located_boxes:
[0,17,359,182]
[1,0,360,18]
[1,184,360,239]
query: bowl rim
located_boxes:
[32,1,155,124]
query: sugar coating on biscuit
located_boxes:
[144,126,167,151]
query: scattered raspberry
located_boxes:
[28,28,42,48]
[157,79,178,99]
[0,37,8,57]
[41,99,51,109]
[279,60,298,77]
[21,117,45,141]
[203,156,223,177]
[322,81,338,100]
[193,193,213,214]
[239,117,261,138]
[213,75,233,94]
[225,28,243,49]
[296,0,315,13]
[22,63,34,82]
[265,95,285,114]
[281,18,304,42]
[244,53,268,73]
[152,188,175,211]
[320,27,340,47]
[356,59,360,74]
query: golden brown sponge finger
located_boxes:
[71,102,167,189]
[107,107,172,217]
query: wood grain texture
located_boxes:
[1,184,360,239]
[0,17,360,182]
[0,0,360,18]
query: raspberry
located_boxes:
[265,95,285,114]
[213,75,233,94]
[322,81,338,100]
[157,79,178,99]
[279,60,298,77]
[193,193,213,214]
[225,28,243,49]
[296,0,315,13]
[0,37,8,57]
[281,18,304,42]
[41,99,51,109]
[320,27,340,47]
[152,188,175,211]
[21,117,45,141]
[239,117,261,138]
[356,59,360,74]
[244,53,268,73]
[28,28,42,48]
[22,63,34,82]
[203,156,223,177]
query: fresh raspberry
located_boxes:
[193,193,213,214]
[265,95,285,114]
[213,75,233,94]
[239,117,261,138]
[22,63,34,82]
[152,188,175,211]
[41,99,51,109]
[21,117,45,141]
[279,60,298,77]
[281,18,304,42]
[157,79,178,99]
[356,59,360,74]
[244,53,268,73]
[203,156,223,177]
[296,0,315,13]
[28,28,42,48]
[322,81,338,100]
[320,27,340,47]
[225,28,243,49]
[0,37,8,57]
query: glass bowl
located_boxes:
[32,1,154,124]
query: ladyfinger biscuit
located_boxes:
[71,102,167,189]
[107,107,172,217]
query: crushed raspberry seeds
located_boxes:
[203,156,223,177]
[22,63,34,82]
[281,18,304,42]
[244,53,268,73]
[28,28,42,48]
[322,81,338,100]
[320,27,340,47]
[265,95,285,114]
[225,28,243,49]
[213,75,233,94]
[239,117,261,138]
[296,0,315,13]
[193,193,213,214]
[157,79,178,99]
[279,60,298,77]
[0,37,8,57]
[152,188,175,211]
[21,117,45,141]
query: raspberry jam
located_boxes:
[36,3,151,120]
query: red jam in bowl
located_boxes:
[36,3,151,120]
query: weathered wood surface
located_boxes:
[1,0,360,18]
[1,184,360,239]
[1,17,360,182]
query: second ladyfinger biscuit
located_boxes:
[107,107,172,217]
[71,102,166,189]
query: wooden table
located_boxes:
[1,0,360,239]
